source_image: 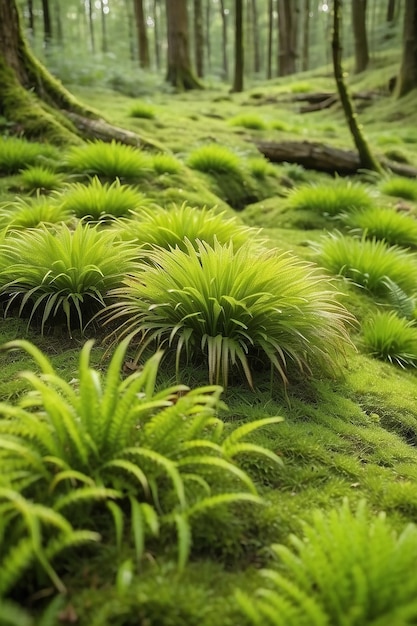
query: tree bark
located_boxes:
[87,0,95,53]
[231,0,244,92]
[386,0,396,22]
[255,139,417,178]
[27,0,35,38]
[165,0,202,90]
[277,0,298,76]
[219,0,229,79]
[267,0,274,79]
[153,0,161,70]
[0,0,159,148]
[41,0,52,46]
[134,0,150,68]
[352,0,369,73]
[332,0,382,172]
[395,0,417,97]
[206,0,211,72]
[302,0,310,72]
[251,0,261,74]
[101,0,108,53]
[193,0,204,78]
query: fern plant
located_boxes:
[64,140,153,181]
[114,203,262,253]
[102,239,354,388]
[315,233,417,296]
[59,176,148,220]
[0,338,282,568]
[0,222,137,334]
[237,499,417,626]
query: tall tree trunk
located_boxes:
[332,0,381,172]
[302,0,310,71]
[219,0,229,79]
[154,0,161,70]
[277,0,298,76]
[352,0,369,73]
[134,0,150,68]
[101,0,108,53]
[251,0,261,74]
[124,0,135,62]
[27,0,35,39]
[267,0,274,79]
[41,0,52,46]
[193,0,204,78]
[55,0,63,47]
[165,0,202,90]
[386,0,396,22]
[87,0,95,53]
[395,0,417,97]
[231,0,244,92]
[0,0,159,147]
[206,0,211,72]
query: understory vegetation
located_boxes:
[2,55,417,626]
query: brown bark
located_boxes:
[352,0,369,73]
[255,140,417,178]
[101,0,108,53]
[231,0,244,92]
[134,0,150,68]
[251,0,261,74]
[267,0,274,79]
[301,0,310,72]
[165,0,202,90]
[277,0,299,76]
[386,0,396,22]
[219,0,229,79]
[41,0,52,46]
[395,0,417,97]
[193,0,204,78]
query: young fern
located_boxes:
[0,338,283,568]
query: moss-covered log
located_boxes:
[0,0,158,147]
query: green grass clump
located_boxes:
[362,310,417,367]
[229,114,267,130]
[115,203,261,252]
[59,176,148,220]
[0,222,137,334]
[287,180,375,217]
[0,338,282,569]
[238,499,417,626]
[270,120,291,132]
[128,101,156,119]
[379,176,417,201]
[102,239,353,388]
[316,233,417,296]
[0,195,71,229]
[64,140,153,181]
[0,137,58,174]
[152,153,183,175]
[247,156,275,179]
[344,205,417,248]
[20,165,64,192]
[187,143,242,176]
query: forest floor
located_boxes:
[2,53,417,625]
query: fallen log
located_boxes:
[255,140,417,178]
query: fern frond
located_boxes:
[53,486,121,512]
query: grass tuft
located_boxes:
[187,143,242,176]
[20,166,64,193]
[64,140,153,181]
[362,310,417,367]
[287,179,375,216]
[128,101,156,119]
[379,176,417,201]
[152,153,183,175]
[0,137,58,175]
[229,114,267,130]
[343,205,417,248]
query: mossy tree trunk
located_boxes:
[395,0,417,98]
[332,0,382,173]
[0,0,158,147]
[165,0,202,90]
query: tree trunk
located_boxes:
[395,0,417,97]
[231,0,244,92]
[124,0,135,62]
[154,0,161,70]
[386,0,396,22]
[302,0,310,72]
[134,0,150,68]
[27,0,35,38]
[352,0,369,73]
[267,0,274,79]
[219,0,229,79]
[251,0,261,74]
[0,0,158,148]
[193,0,204,78]
[277,0,298,76]
[165,0,202,90]
[206,0,211,72]
[101,0,108,53]
[87,0,95,53]
[55,0,63,47]
[255,139,417,177]
[332,0,381,172]
[41,0,52,46]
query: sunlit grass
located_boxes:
[344,205,417,248]
[287,179,375,216]
[128,101,156,119]
[0,137,58,174]
[20,166,64,193]
[187,143,242,175]
[229,114,267,130]
[379,176,417,201]
[362,310,417,367]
